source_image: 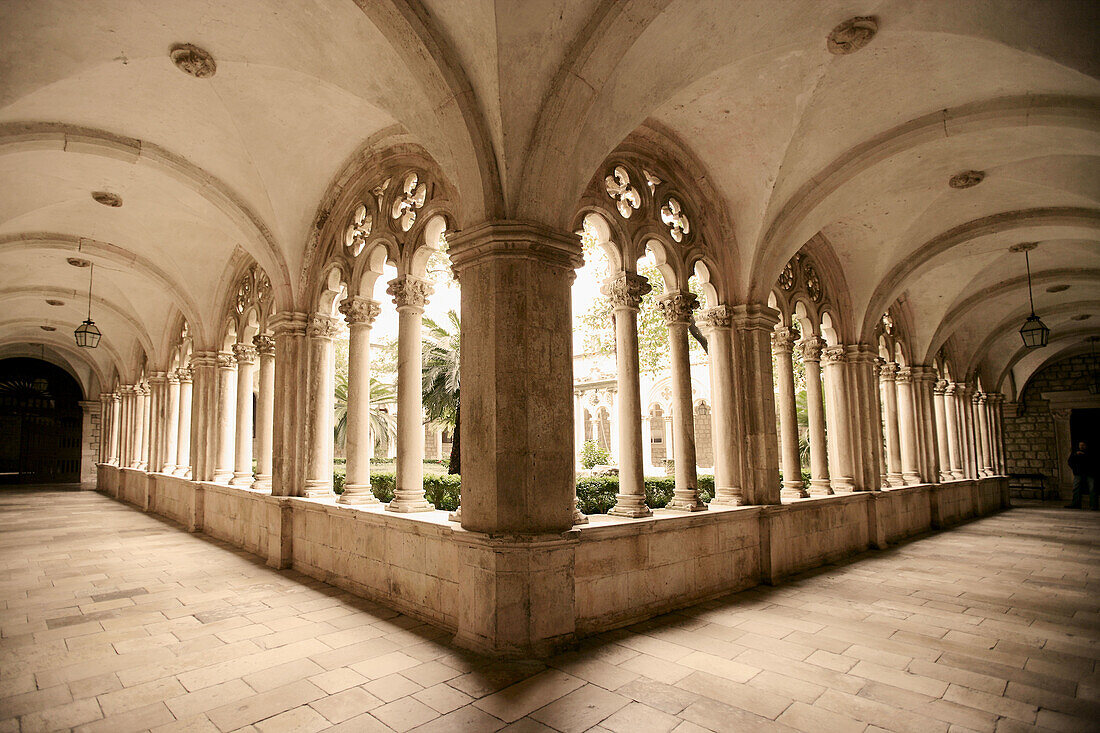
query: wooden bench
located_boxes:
[1008,473,1050,501]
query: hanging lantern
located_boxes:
[75,263,101,348]
[1011,243,1049,349]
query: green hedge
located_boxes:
[332,469,713,515]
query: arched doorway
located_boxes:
[0,358,83,484]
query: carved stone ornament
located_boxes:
[827,16,878,55]
[387,276,433,309]
[879,361,898,380]
[215,352,236,369]
[345,202,372,255]
[934,379,948,394]
[778,260,795,291]
[604,165,641,219]
[602,272,651,309]
[232,343,257,364]
[771,327,796,354]
[796,336,825,362]
[372,178,391,211]
[801,257,823,302]
[235,272,253,314]
[657,291,699,324]
[643,170,662,193]
[235,265,271,314]
[391,172,427,232]
[881,312,894,334]
[660,197,690,242]
[821,345,847,365]
[170,43,216,78]
[872,356,886,377]
[949,170,985,189]
[92,191,122,207]
[252,334,275,356]
[176,366,193,382]
[307,315,341,339]
[698,305,732,330]
[339,296,382,326]
[895,365,913,383]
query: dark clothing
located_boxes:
[1068,450,1088,476]
[1068,449,1099,508]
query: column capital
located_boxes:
[934,379,948,394]
[166,370,180,385]
[99,392,112,402]
[771,326,796,354]
[307,313,341,340]
[270,310,308,337]
[253,334,276,355]
[796,335,826,362]
[728,303,780,331]
[176,366,193,383]
[879,361,899,380]
[943,381,956,395]
[149,371,167,384]
[698,305,732,331]
[189,351,219,369]
[136,384,150,397]
[387,276,433,310]
[339,296,382,326]
[657,291,699,325]
[215,351,236,370]
[110,392,121,403]
[602,272,651,310]
[446,220,584,274]
[821,345,847,366]
[232,343,257,365]
[872,356,886,377]
[895,365,914,383]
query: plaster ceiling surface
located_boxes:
[0,0,1096,394]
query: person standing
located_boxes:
[1066,441,1097,509]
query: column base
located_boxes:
[709,487,743,506]
[173,466,189,477]
[666,492,707,512]
[939,471,955,483]
[902,472,922,485]
[808,479,833,496]
[830,478,856,493]
[229,472,253,487]
[781,482,809,499]
[573,505,589,525]
[213,470,233,484]
[302,482,334,499]
[338,486,379,505]
[251,475,272,491]
[386,498,433,513]
[950,470,966,480]
[609,494,651,518]
[161,464,176,475]
[887,473,906,487]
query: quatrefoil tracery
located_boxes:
[392,172,427,232]
[604,166,641,219]
[344,203,372,256]
[660,197,690,243]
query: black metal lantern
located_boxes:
[75,263,101,348]
[1013,244,1049,349]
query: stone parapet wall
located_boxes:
[96,464,1008,656]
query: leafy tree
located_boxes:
[580,440,612,469]
[422,310,461,474]
[333,373,397,453]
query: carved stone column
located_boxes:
[933,380,953,482]
[944,382,965,479]
[798,337,831,494]
[304,314,339,498]
[135,384,149,470]
[573,391,585,468]
[960,384,977,479]
[914,367,940,483]
[174,367,193,478]
[976,393,993,477]
[659,291,705,511]
[895,367,922,484]
[700,305,742,505]
[270,312,309,497]
[252,335,276,490]
[147,373,165,472]
[848,346,882,491]
[386,276,433,512]
[230,344,256,486]
[212,352,237,483]
[188,353,219,482]
[108,392,122,465]
[772,327,806,498]
[822,346,855,492]
[338,296,382,505]
[605,272,652,518]
[162,371,180,473]
[730,304,782,506]
[606,388,619,466]
[880,363,904,486]
[990,394,1005,474]
[97,394,109,463]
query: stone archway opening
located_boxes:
[0,357,83,484]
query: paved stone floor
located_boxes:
[1,488,1098,733]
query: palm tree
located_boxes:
[334,374,397,453]
[422,310,460,474]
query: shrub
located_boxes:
[370,472,396,502]
[644,477,675,508]
[580,440,611,469]
[424,474,461,511]
[575,476,619,514]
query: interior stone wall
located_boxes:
[1004,355,1095,498]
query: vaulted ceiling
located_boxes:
[1,0,1097,397]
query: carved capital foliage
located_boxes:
[215,351,236,370]
[602,272,651,310]
[771,326,796,354]
[796,336,826,362]
[879,361,898,380]
[698,305,732,330]
[232,343,257,365]
[307,314,341,339]
[872,356,886,377]
[944,381,957,395]
[387,276,433,309]
[896,366,914,383]
[934,379,949,394]
[166,371,180,384]
[657,291,698,325]
[252,334,275,356]
[821,345,847,366]
[176,366,193,382]
[339,296,382,326]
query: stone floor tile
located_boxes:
[615,678,699,715]
[942,682,1038,724]
[805,648,858,673]
[600,701,681,733]
[497,719,557,732]
[446,661,547,699]
[97,675,186,716]
[677,670,793,720]
[776,700,867,733]
[17,697,103,733]
[0,682,72,718]
[75,701,176,733]
[370,696,440,732]
[253,704,330,733]
[528,683,630,732]
[847,659,949,698]
[166,679,256,720]
[363,671,425,702]
[747,668,826,704]
[815,687,948,733]
[399,660,462,687]
[679,696,785,731]
[241,658,327,693]
[205,680,325,731]
[473,670,586,723]
[413,682,475,714]
[617,652,694,684]
[408,704,506,732]
[678,650,761,683]
[150,716,222,733]
[307,667,368,694]
[308,685,384,723]
[548,655,639,691]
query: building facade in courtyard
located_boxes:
[1,0,1097,657]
